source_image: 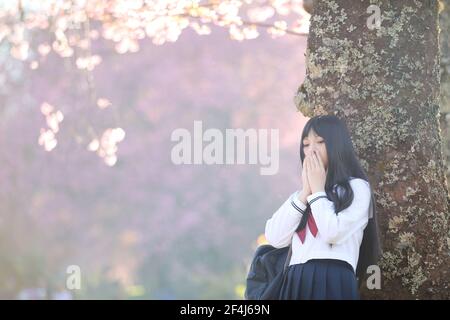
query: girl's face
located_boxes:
[302,129,328,171]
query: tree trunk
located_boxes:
[439,0,450,179]
[295,0,450,299]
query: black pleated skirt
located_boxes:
[279,259,360,300]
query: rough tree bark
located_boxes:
[439,0,450,179]
[295,0,450,299]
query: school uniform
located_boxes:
[264,177,371,300]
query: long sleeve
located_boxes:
[307,178,370,245]
[265,190,308,248]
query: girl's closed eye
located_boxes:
[304,141,324,146]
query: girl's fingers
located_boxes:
[307,155,313,170]
[315,152,325,171]
[308,154,315,171]
[314,151,322,169]
[311,152,318,169]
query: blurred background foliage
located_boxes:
[0,2,309,299]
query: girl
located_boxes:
[265,115,381,300]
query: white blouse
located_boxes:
[264,178,371,273]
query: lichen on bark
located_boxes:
[295,0,450,299]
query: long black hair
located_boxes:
[297,114,382,286]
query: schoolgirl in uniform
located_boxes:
[265,115,381,300]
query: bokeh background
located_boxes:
[0,2,310,299]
